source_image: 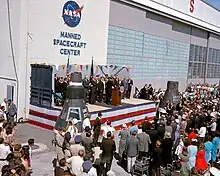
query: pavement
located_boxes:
[14,123,130,176]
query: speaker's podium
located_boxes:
[111,88,120,106]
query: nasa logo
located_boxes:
[190,0,195,13]
[62,1,84,27]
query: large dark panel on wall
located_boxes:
[30,64,53,107]
[159,81,180,108]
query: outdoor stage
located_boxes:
[28,98,157,130]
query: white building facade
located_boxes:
[1,0,220,118]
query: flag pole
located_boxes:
[66,54,70,75]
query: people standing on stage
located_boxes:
[82,75,90,103]
[89,76,97,104]
[127,78,133,99]
[93,112,102,146]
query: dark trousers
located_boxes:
[84,89,89,103]
[100,157,113,176]
[93,130,100,146]
[126,89,131,99]
[106,92,112,104]
[97,90,103,102]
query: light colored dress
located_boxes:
[174,124,180,144]
[187,145,198,169]
[204,141,213,163]
[211,137,220,161]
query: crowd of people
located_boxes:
[54,74,133,105]
[54,84,220,176]
[0,98,37,176]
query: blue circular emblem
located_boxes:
[62,1,83,27]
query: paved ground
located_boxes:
[15,123,130,176]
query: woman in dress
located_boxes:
[118,124,129,157]
[211,132,220,162]
[204,135,213,163]
[195,143,208,173]
[187,139,198,170]
[174,118,180,145]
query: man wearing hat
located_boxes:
[77,160,97,176]
[70,135,85,156]
[93,112,102,146]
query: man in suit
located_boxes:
[82,76,90,103]
[137,127,151,159]
[127,78,133,99]
[93,112,102,146]
[7,100,17,124]
[82,131,94,161]
[100,131,116,175]
[125,130,138,173]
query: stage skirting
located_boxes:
[28,102,157,130]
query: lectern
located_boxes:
[112,88,120,105]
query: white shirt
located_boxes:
[0,144,10,159]
[83,118,91,130]
[209,122,217,132]
[68,125,77,138]
[102,125,115,138]
[198,127,207,138]
[66,155,83,175]
[88,167,97,176]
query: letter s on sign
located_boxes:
[190,0,195,13]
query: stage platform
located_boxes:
[28,98,157,130]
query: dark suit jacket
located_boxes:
[126,136,138,157]
[82,137,94,159]
[54,166,64,176]
[8,103,17,117]
[101,138,116,160]
[137,132,151,152]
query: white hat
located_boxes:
[122,124,127,128]
[182,114,186,119]
[175,119,180,124]
[165,132,171,138]
[210,167,220,176]
[107,171,115,176]
[72,118,78,125]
